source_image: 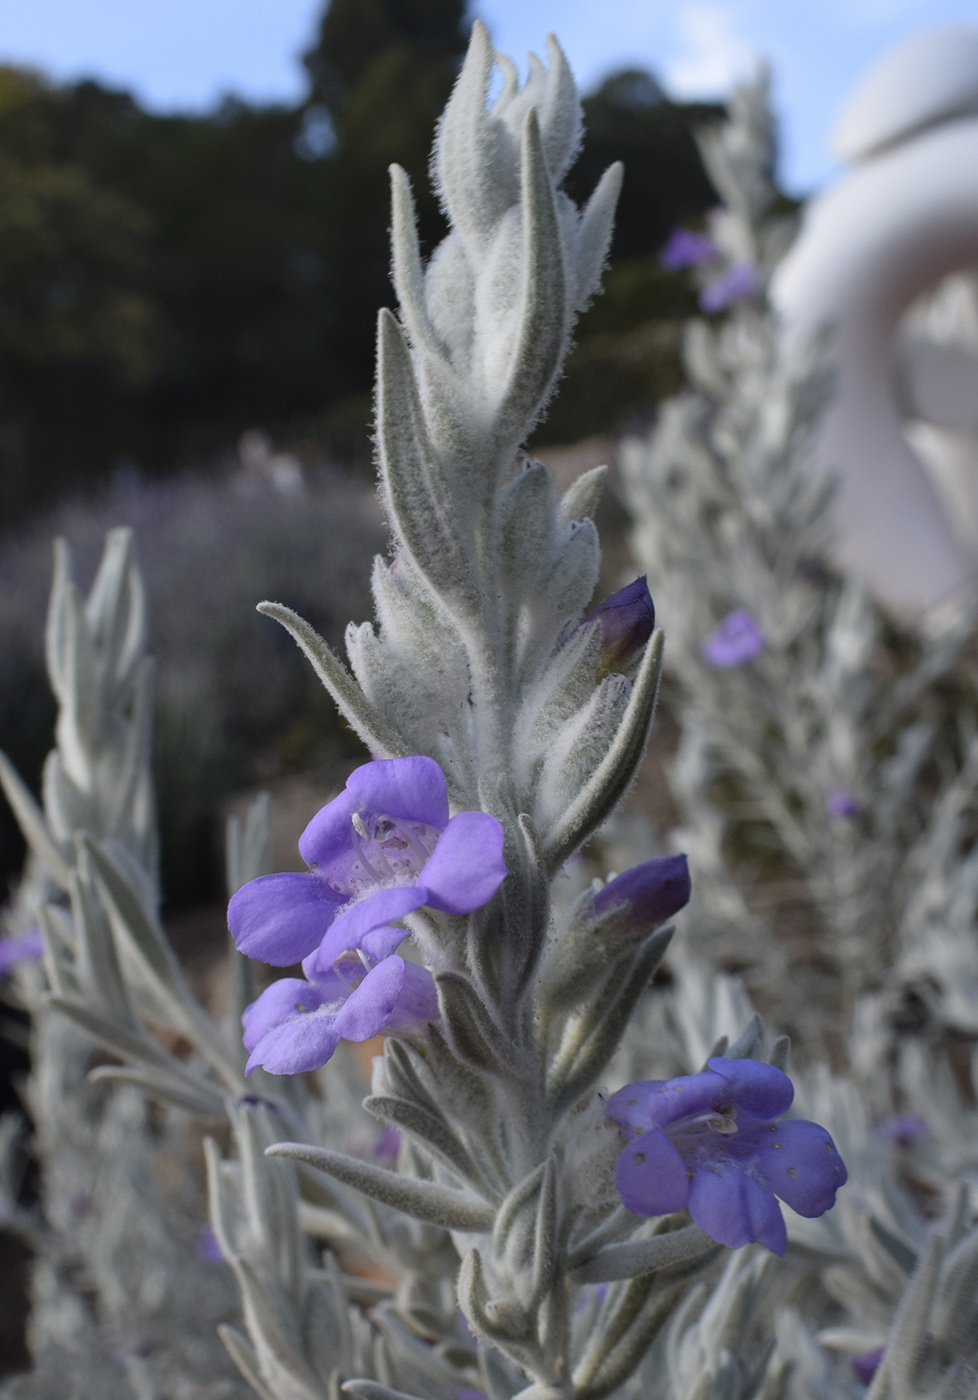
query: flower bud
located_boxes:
[589,854,691,938]
[586,576,655,677]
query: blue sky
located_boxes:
[2,0,977,193]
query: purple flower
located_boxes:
[700,262,758,312]
[702,609,765,667]
[588,855,691,937]
[661,228,717,270]
[827,791,860,820]
[229,756,508,972]
[198,1225,225,1263]
[878,1113,929,1148]
[852,1347,885,1384]
[606,1058,847,1256]
[0,928,44,976]
[242,947,440,1076]
[229,757,507,1076]
[374,1127,401,1161]
[585,577,655,676]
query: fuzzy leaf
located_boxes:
[266,1143,494,1232]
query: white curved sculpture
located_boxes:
[773,27,978,616]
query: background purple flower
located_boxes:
[703,610,765,667]
[827,791,860,819]
[661,228,717,270]
[878,1113,929,1148]
[0,927,44,976]
[228,756,508,974]
[852,1346,885,1384]
[607,1057,847,1256]
[700,263,757,312]
[198,1225,225,1263]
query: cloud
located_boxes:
[665,3,758,98]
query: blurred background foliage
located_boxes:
[0,0,740,911]
[0,0,722,522]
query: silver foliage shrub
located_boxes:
[0,30,974,1400]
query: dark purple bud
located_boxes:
[586,576,655,676]
[590,854,691,935]
[661,228,717,270]
[700,262,758,312]
[852,1347,885,1385]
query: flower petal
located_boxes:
[706,1058,794,1118]
[228,873,344,966]
[330,956,426,1042]
[346,756,449,828]
[297,787,360,869]
[309,885,427,973]
[688,1165,785,1252]
[242,977,329,1052]
[246,1013,341,1076]
[607,1071,728,1133]
[756,1118,848,1217]
[613,1128,689,1216]
[418,812,508,914]
[385,959,440,1030]
[360,924,410,962]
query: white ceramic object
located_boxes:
[774,29,978,616]
[833,26,978,161]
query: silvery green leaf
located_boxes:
[257,600,404,757]
[435,971,517,1074]
[533,673,630,833]
[571,1225,717,1284]
[543,630,664,868]
[83,835,240,1088]
[571,1271,691,1399]
[87,1063,226,1119]
[559,464,607,526]
[433,22,514,251]
[0,749,70,888]
[266,1143,495,1232]
[219,1325,277,1400]
[489,109,567,453]
[547,929,673,1112]
[362,1094,494,1198]
[571,163,623,311]
[341,1383,427,1400]
[376,309,480,609]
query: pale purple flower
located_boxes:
[588,855,691,937]
[229,756,508,972]
[700,262,757,312]
[827,791,860,820]
[374,1127,401,1161]
[229,757,507,1075]
[703,610,765,667]
[661,228,717,270]
[585,576,655,676]
[198,1226,225,1263]
[242,950,440,1075]
[0,927,44,976]
[607,1058,847,1256]
[878,1113,929,1148]
[852,1347,885,1384]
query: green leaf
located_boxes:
[266,1143,494,1232]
